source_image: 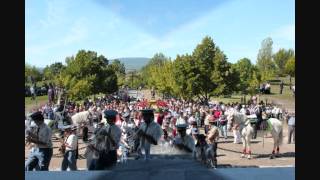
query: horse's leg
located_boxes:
[270,137,276,159]
[241,137,246,158]
[247,135,252,159]
[276,134,280,157]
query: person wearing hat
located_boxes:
[61,125,78,171]
[135,109,162,160]
[205,117,220,168]
[87,110,121,170]
[120,110,133,132]
[172,122,195,153]
[25,111,53,171]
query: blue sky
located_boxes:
[26,0,295,68]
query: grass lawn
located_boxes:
[25,95,48,112]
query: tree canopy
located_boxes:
[273,48,294,76]
[256,37,276,81]
[60,50,118,100]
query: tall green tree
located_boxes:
[232,58,255,94]
[210,47,239,96]
[61,50,118,100]
[273,48,294,76]
[256,37,276,81]
[153,60,179,98]
[25,64,42,83]
[43,62,66,81]
[141,53,168,88]
[248,71,261,95]
[110,59,125,89]
[173,54,198,101]
[192,36,216,103]
[285,56,295,85]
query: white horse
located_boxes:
[71,111,93,126]
[227,111,254,159]
[265,118,283,159]
[227,111,283,159]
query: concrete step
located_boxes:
[26,167,295,180]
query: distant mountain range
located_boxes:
[110,57,150,71]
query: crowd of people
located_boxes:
[25,91,295,171]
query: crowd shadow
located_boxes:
[254,152,295,159]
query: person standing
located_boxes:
[218,112,228,139]
[25,111,53,171]
[136,109,162,161]
[172,123,195,153]
[204,111,212,134]
[87,110,121,170]
[287,113,295,144]
[30,84,36,101]
[252,104,262,139]
[48,83,55,105]
[61,126,78,171]
[206,119,220,168]
[280,81,284,94]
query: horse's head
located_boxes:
[227,111,235,131]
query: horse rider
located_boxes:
[25,111,53,171]
[135,109,163,161]
[87,110,121,170]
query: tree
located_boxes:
[110,59,126,87]
[232,58,255,94]
[172,54,198,101]
[140,53,169,88]
[248,71,261,95]
[285,56,295,85]
[171,37,240,104]
[273,48,294,76]
[61,50,118,100]
[256,37,276,81]
[192,36,216,103]
[210,47,239,96]
[153,59,179,98]
[25,64,42,83]
[43,62,66,81]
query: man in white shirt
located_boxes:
[172,123,195,153]
[25,111,53,171]
[87,110,122,170]
[136,109,162,161]
[61,126,78,171]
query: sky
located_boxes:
[26,0,295,68]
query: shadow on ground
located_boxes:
[254,152,295,159]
